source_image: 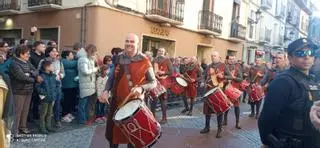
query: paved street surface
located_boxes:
[11,99,262,148]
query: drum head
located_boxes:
[114,99,141,121]
[176,77,188,87]
[203,87,219,98]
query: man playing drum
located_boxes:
[152,47,174,124]
[102,33,157,148]
[223,55,243,129]
[247,58,267,119]
[180,57,202,116]
[200,51,227,138]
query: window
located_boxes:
[249,23,254,38]
[232,2,240,19]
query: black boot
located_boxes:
[216,114,223,138]
[181,97,189,114]
[249,104,255,117]
[160,98,168,124]
[200,115,211,134]
[223,110,229,126]
[109,143,119,148]
[255,100,262,119]
[234,107,241,129]
[187,98,194,116]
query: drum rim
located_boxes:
[176,77,188,87]
[203,87,219,98]
[113,99,142,121]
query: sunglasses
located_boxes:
[293,49,315,57]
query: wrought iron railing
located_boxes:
[146,0,185,22]
[28,0,62,7]
[0,0,20,11]
[198,10,223,34]
[230,22,246,40]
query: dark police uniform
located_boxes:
[258,38,320,148]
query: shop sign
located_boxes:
[151,26,169,36]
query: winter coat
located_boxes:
[36,72,59,102]
[61,59,78,89]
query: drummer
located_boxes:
[247,57,267,119]
[152,47,174,124]
[223,55,243,129]
[180,57,202,116]
[102,33,157,148]
[200,51,226,138]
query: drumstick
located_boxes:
[119,91,136,108]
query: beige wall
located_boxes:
[0,6,243,60]
[0,8,82,50]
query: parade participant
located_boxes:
[261,52,288,88]
[180,57,201,116]
[223,55,243,129]
[247,58,267,119]
[200,51,226,138]
[258,38,320,147]
[152,48,173,124]
[103,33,156,148]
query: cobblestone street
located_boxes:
[12,99,262,148]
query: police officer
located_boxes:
[258,38,320,148]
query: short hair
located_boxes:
[85,44,97,56]
[33,41,45,48]
[226,55,235,60]
[111,47,123,55]
[103,55,112,64]
[73,42,81,51]
[41,59,53,71]
[45,47,57,57]
[15,45,30,58]
[20,39,27,44]
[47,40,56,46]
[0,41,8,47]
[61,50,74,59]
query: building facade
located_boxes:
[242,0,312,64]
[0,0,252,63]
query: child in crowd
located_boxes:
[95,65,109,123]
[36,60,59,134]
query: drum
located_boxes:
[249,83,265,102]
[224,84,242,102]
[158,77,172,89]
[114,99,161,148]
[239,80,250,91]
[149,80,166,98]
[203,87,232,114]
[171,77,188,95]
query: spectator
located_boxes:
[47,40,57,48]
[29,41,46,120]
[61,50,78,123]
[0,41,12,75]
[39,47,65,127]
[102,55,113,77]
[36,60,58,134]
[95,65,109,123]
[20,39,28,46]
[9,45,42,135]
[77,44,98,125]
[110,47,123,63]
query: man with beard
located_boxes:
[102,33,156,148]
[152,48,173,124]
[200,51,226,138]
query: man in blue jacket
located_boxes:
[258,38,320,148]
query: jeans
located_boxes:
[95,101,106,118]
[39,101,54,130]
[53,98,61,122]
[78,96,90,124]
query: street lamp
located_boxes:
[254,9,262,24]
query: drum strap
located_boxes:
[124,64,134,90]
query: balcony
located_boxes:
[229,22,246,42]
[198,10,223,36]
[28,0,62,11]
[0,0,21,15]
[259,28,271,44]
[145,0,185,26]
[275,7,285,19]
[261,0,272,10]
